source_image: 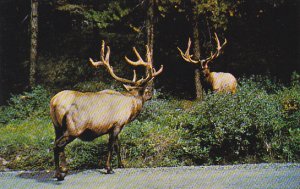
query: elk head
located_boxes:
[89,41,163,101]
[178,33,237,93]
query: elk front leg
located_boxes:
[106,127,121,174]
[114,136,124,168]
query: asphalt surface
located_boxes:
[0,163,299,189]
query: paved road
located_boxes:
[0,164,299,189]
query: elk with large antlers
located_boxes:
[50,41,163,181]
[178,33,237,94]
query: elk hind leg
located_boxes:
[54,131,74,181]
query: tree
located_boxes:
[145,0,156,95]
[191,0,203,100]
[0,4,4,104]
[29,0,39,88]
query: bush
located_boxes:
[0,75,299,171]
[276,84,300,161]
[177,77,299,164]
[0,86,51,124]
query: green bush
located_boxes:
[0,75,299,171]
[37,56,90,88]
[276,84,300,161]
[177,77,299,164]
[0,86,51,124]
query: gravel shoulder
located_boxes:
[0,163,299,189]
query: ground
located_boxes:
[0,163,299,189]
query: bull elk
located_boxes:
[178,33,237,93]
[50,41,163,180]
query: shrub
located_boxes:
[121,120,184,167]
[0,86,51,124]
[0,75,299,171]
[178,78,289,164]
[276,84,300,161]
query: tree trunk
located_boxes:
[0,5,4,104]
[29,0,38,88]
[146,0,155,95]
[191,1,203,100]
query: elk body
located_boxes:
[50,41,163,181]
[178,33,237,94]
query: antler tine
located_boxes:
[90,40,138,85]
[200,33,227,65]
[125,47,149,67]
[89,41,105,67]
[132,70,137,82]
[151,65,164,77]
[177,38,200,64]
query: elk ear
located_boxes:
[123,84,136,92]
[201,62,208,69]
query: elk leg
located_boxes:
[54,132,74,181]
[114,136,124,168]
[106,127,121,174]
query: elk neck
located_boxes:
[201,67,211,79]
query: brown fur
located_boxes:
[51,41,163,181]
[51,87,150,180]
[202,69,237,94]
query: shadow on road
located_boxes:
[17,171,61,185]
[16,169,107,185]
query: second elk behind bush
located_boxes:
[178,33,237,94]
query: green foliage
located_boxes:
[195,0,240,30]
[66,138,108,169]
[122,120,184,167]
[0,75,299,171]
[158,0,240,30]
[53,0,131,29]
[0,118,53,170]
[38,56,89,88]
[0,86,50,124]
[83,1,130,29]
[276,82,300,161]
[178,77,299,164]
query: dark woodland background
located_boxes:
[0,1,299,170]
[0,0,299,104]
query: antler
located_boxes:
[89,41,163,86]
[178,33,227,67]
[200,33,227,66]
[177,38,200,64]
[125,45,163,84]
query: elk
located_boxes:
[50,41,163,181]
[178,33,237,94]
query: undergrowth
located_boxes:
[0,73,299,170]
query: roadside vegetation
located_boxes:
[0,73,299,171]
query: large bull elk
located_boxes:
[50,41,163,180]
[178,33,237,93]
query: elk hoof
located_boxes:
[106,167,114,174]
[55,172,66,181]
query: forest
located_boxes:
[0,0,299,171]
